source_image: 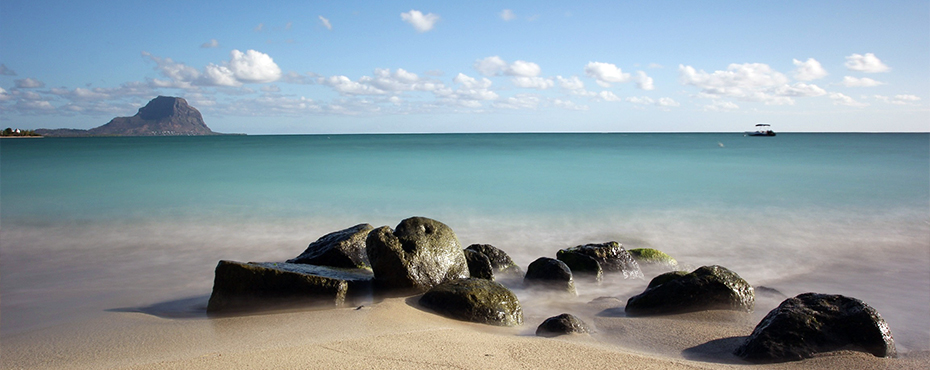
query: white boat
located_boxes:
[746,123,776,136]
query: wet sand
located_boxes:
[2,295,927,370]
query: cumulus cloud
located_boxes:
[401,10,440,32]
[512,76,553,89]
[556,76,585,91]
[507,60,542,77]
[635,71,654,90]
[453,73,492,89]
[657,97,680,107]
[203,49,282,86]
[493,94,540,110]
[679,63,826,105]
[792,58,828,81]
[845,53,890,73]
[598,91,622,102]
[501,9,515,21]
[474,56,508,77]
[319,16,332,30]
[201,39,219,48]
[840,76,884,87]
[584,62,631,87]
[142,52,201,88]
[829,92,868,107]
[15,78,45,88]
[320,75,387,95]
[873,94,921,105]
[0,64,15,76]
[552,99,588,111]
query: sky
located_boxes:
[1,0,927,134]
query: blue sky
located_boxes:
[1,1,927,133]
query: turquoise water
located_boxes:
[2,133,929,350]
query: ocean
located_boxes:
[2,133,928,352]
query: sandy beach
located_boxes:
[3,292,927,370]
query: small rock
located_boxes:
[735,293,896,362]
[558,242,643,279]
[556,250,603,282]
[628,248,678,269]
[625,265,754,316]
[536,313,593,337]
[465,244,524,279]
[524,257,576,295]
[464,249,494,280]
[647,270,688,289]
[288,224,374,268]
[419,278,524,326]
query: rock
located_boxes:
[735,293,896,362]
[556,250,603,282]
[464,249,494,280]
[465,244,524,279]
[288,224,374,269]
[536,313,593,337]
[366,217,469,293]
[419,278,523,327]
[39,96,220,137]
[524,257,576,295]
[625,265,754,316]
[647,270,689,289]
[558,242,643,279]
[206,260,373,314]
[628,248,678,268]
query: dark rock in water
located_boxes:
[288,224,374,269]
[39,96,221,137]
[628,248,678,269]
[366,217,469,293]
[536,313,593,337]
[735,293,896,362]
[625,265,754,316]
[206,260,373,314]
[464,249,494,280]
[419,278,523,326]
[524,257,576,295]
[556,249,603,282]
[465,244,524,279]
[647,270,689,289]
[558,242,643,279]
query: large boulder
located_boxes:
[625,265,754,316]
[288,224,374,268]
[557,242,643,280]
[536,313,593,337]
[463,249,494,280]
[366,217,469,293]
[419,278,524,326]
[524,257,576,295]
[465,244,524,279]
[735,293,896,362]
[206,260,373,314]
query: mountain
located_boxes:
[37,96,221,137]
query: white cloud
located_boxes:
[401,10,440,32]
[552,99,588,111]
[584,62,631,87]
[704,100,739,111]
[320,75,386,95]
[829,92,869,107]
[227,50,282,84]
[453,73,492,89]
[506,60,542,77]
[657,97,680,107]
[680,63,827,105]
[142,52,201,88]
[501,9,515,21]
[201,39,219,48]
[493,94,540,110]
[874,94,922,105]
[49,87,110,100]
[511,76,553,89]
[626,96,655,105]
[598,91,623,102]
[556,76,585,90]
[0,87,12,101]
[894,94,921,102]
[845,53,890,73]
[840,76,884,87]
[474,56,508,77]
[635,71,654,90]
[319,16,332,30]
[792,58,828,81]
[15,78,45,88]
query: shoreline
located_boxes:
[2,296,927,370]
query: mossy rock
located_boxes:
[628,248,678,268]
[559,242,643,279]
[464,249,494,280]
[366,217,469,294]
[625,265,754,316]
[536,313,592,337]
[556,250,603,282]
[288,224,374,269]
[524,257,576,295]
[419,278,524,327]
[647,270,689,289]
[465,244,524,279]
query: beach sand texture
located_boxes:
[2,295,927,370]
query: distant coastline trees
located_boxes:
[1,127,41,137]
